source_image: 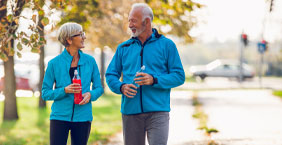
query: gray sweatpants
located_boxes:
[122,112,170,145]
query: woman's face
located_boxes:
[69,31,86,49]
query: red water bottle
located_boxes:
[73,69,82,104]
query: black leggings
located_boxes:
[50,120,91,145]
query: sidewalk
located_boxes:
[198,89,282,144]
[106,90,207,145]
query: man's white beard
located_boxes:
[131,26,146,37]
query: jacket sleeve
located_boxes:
[90,59,104,101]
[105,47,124,94]
[152,42,185,89]
[41,61,66,101]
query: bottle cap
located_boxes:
[74,69,78,75]
[141,65,145,71]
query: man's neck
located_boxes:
[138,28,153,45]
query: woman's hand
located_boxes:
[64,83,81,94]
[79,92,91,105]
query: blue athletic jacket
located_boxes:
[42,49,104,122]
[106,29,185,115]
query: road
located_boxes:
[198,89,282,144]
[180,77,282,90]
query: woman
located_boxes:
[42,22,104,145]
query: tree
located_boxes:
[146,0,202,42]
[0,0,27,120]
[0,0,64,119]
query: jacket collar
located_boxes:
[61,48,86,65]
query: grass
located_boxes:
[185,75,196,83]
[191,91,219,144]
[273,90,282,98]
[0,93,122,145]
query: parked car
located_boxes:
[0,64,38,92]
[189,59,255,80]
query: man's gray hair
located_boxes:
[131,3,154,22]
[58,22,83,47]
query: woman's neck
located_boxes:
[66,46,80,67]
[66,46,79,57]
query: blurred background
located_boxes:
[0,0,282,145]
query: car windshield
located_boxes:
[206,60,221,70]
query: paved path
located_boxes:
[106,90,206,145]
[198,89,282,144]
[106,89,282,145]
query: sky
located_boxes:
[190,0,282,43]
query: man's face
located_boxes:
[128,9,146,37]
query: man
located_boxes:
[106,3,185,145]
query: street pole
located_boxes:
[259,53,263,88]
[239,41,244,83]
[240,33,248,83]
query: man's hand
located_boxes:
[79,92,91,105]
[121,84,137,98]
[64,83,82,94]
[134,72,154,86]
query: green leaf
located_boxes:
[17,42,23,51]
[41,17,49,26]
[7,14,13,22]
[22,38,29,45]
[9,49,15,56]
[17,52,22,58]
[38,10,44,16]
[31,48,40,53]
[0,52,8,61]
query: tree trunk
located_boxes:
[38,15,46,108]
[3,55,18,120]
[100,48,105,89]
[1,0,26,120]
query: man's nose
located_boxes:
[129,22,134,28]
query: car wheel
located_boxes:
[199,74,206,81]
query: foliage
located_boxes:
[146,0,202,42]
[0,93,122,145]
[57,0,101,30]
[273,90,282,98]
[0,0,70,61]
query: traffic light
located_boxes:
[261,40,268,51]
[241,33,248,46]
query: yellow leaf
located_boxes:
[32,14,37,23]
[41,17,49,26]
[14,18,19,25]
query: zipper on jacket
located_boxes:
[139,37,151,113]
[140,45,144,113]
[71,103,75,121]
